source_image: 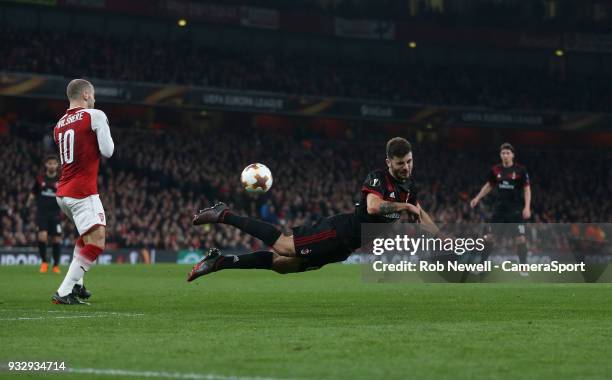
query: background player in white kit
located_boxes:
[52,79,114,305]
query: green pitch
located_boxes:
[1,264,611,380]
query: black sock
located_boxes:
[38,241,47,263]
[221,212,281,247]
[517,242,528,264]
[217,251,273,270]
[52,243,61,266]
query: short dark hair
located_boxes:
[386,137,412,159]
[43,155,58,163]
[500,142,515,153]
[66,79,93,100]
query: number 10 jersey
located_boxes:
[53,107,114,198]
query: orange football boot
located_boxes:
[39,262,49,273]
[52,266,61,274]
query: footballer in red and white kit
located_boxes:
[52,79,114,305]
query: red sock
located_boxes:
[79,244,103,262]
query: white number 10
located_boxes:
[58,129,75,164]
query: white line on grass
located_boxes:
[0,309,142,315]
[0,312,144,321]
[67,367,290,380]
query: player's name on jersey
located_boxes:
[372,260,586,273]
[56,111,83,127]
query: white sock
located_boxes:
[72,244,85,287]
[57,254,92,297]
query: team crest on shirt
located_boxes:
[300,248,311,256]
[98,213,105,222]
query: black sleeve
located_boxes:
[522,167,531,187]
[361,171,385,198]
[31,177,41,194]
[487,167,497,185]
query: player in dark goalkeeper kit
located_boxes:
[187,137,439,281]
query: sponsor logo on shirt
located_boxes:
[41,189,56,197]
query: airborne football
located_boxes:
[241,163,273,194]
[1,1,612,380]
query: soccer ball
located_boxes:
[241,163,273,194]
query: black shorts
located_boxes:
[292,217,352,271]
[489,210,525,237]
[36,212,62,235]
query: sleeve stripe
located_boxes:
[362,187,383,198]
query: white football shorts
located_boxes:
[56,194,106,236]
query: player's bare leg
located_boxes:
[270,235,297,257]
[38,230,49,273]
[53,226,104,304]
[271,254,304,274]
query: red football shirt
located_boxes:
[53,107,114,198]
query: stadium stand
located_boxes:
[2,121,610,249]
[2,29,611,111]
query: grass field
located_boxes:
[1,264,612,380]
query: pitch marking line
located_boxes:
[0,312,144,321]
[67,367,292,380]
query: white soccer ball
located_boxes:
[241,163,273,194]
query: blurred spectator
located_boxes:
[1,29,611,112]
[1,122,610,250]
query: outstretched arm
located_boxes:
[523,185,531,219]
[470,182,492,208]
[419,206,442,237]
[366,193,420,216]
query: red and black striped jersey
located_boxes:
[329,169,419,250]
[487,163,530,211]
[31,173,59,213]
[358,168,418,223]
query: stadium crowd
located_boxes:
[2,29,611,112]
[1,122,610,251]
